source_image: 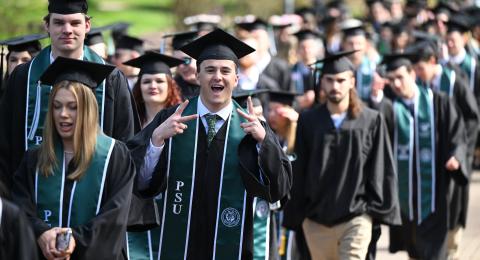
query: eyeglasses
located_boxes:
[183,57,192,65]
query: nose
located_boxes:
[62,23,73,34]
[212,70,222,81]
[60,107,69,117]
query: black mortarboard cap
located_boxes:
[342,25,366,38]
[293,29,322,41]
[272,23,292,30]
[232,89,268,107]
[115,35,144,53]
[184,14,221,32]
[433,2,459,16]
[269,90,301,106]
[235,18,269,32]
[381,52,415,71]
[1,33,47,53]
[163,31,199,50]
[312,50,357,75]
[180,28,255,66]
[446,16,471,33]
[85,26,110,46]
[48,0,88,14]
[294,6,316,18]
[123,51,183,76]
[40,57,115,88]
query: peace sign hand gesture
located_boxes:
[237,96,266,144]
[152,100,198,146]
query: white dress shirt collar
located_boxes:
[197,97,232,121]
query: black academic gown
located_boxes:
[283,105,401,231]
[262,57,295,92]
[127,104,292,260]
[365,96,395,260]
[174,75,200,100]
[386,91,469,260]
[0,197,38,260]
[443,64,480,230]
[0,61,136,195]
[12,142,135,260]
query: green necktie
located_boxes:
[205,114,218,145]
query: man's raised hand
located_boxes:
[152,100,198,146]
[237,96,266,143]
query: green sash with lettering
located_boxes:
[393,86,435,224]
[253,198,271,260]
[35,134,115,227]
[26,46,106,150]
[459,53,476,91]
[159,97,248,259]
[356,56,374,101]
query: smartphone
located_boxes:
[55,229,72,251]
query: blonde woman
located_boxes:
[12,57,135,260]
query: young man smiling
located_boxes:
[128,28,292,259]
[0,0,136,193]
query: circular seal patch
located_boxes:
[221,207,241,227]
[420,148,432,162]
[255,200,269,219]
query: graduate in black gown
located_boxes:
[283,51,400,259]
[127,29,292,260]
[0,33,47,98]
[12,57,135,259]
[0,0,136,195]
[0,196,38,260]
[409,41,479,258]
[382,53,469,260]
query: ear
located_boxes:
[85,18,91,33]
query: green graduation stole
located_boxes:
[459,53,476,91]
[26,46,106,150]
[417,67,456,97]
[35,134,115,227]
[252,198,271,260]
[158,97,248,259]
[356,56,374,101]
[393,86,436,224]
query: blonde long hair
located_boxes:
[38,81,99,180]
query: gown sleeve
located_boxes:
[439,93,469,185]
[70,142,135,259]
[237,121,292,203]
[282,112,309,231]
[364,113,401,225]
[108,69,136,142]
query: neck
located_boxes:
[62,139,74,153]
[51,46,83,60]
[200,96,230,113]
[327,97,349,115]
[144,103,164,126]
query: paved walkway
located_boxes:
[376,173,480,259]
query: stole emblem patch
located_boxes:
[221,207,241,227]
[255,200,269,219]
